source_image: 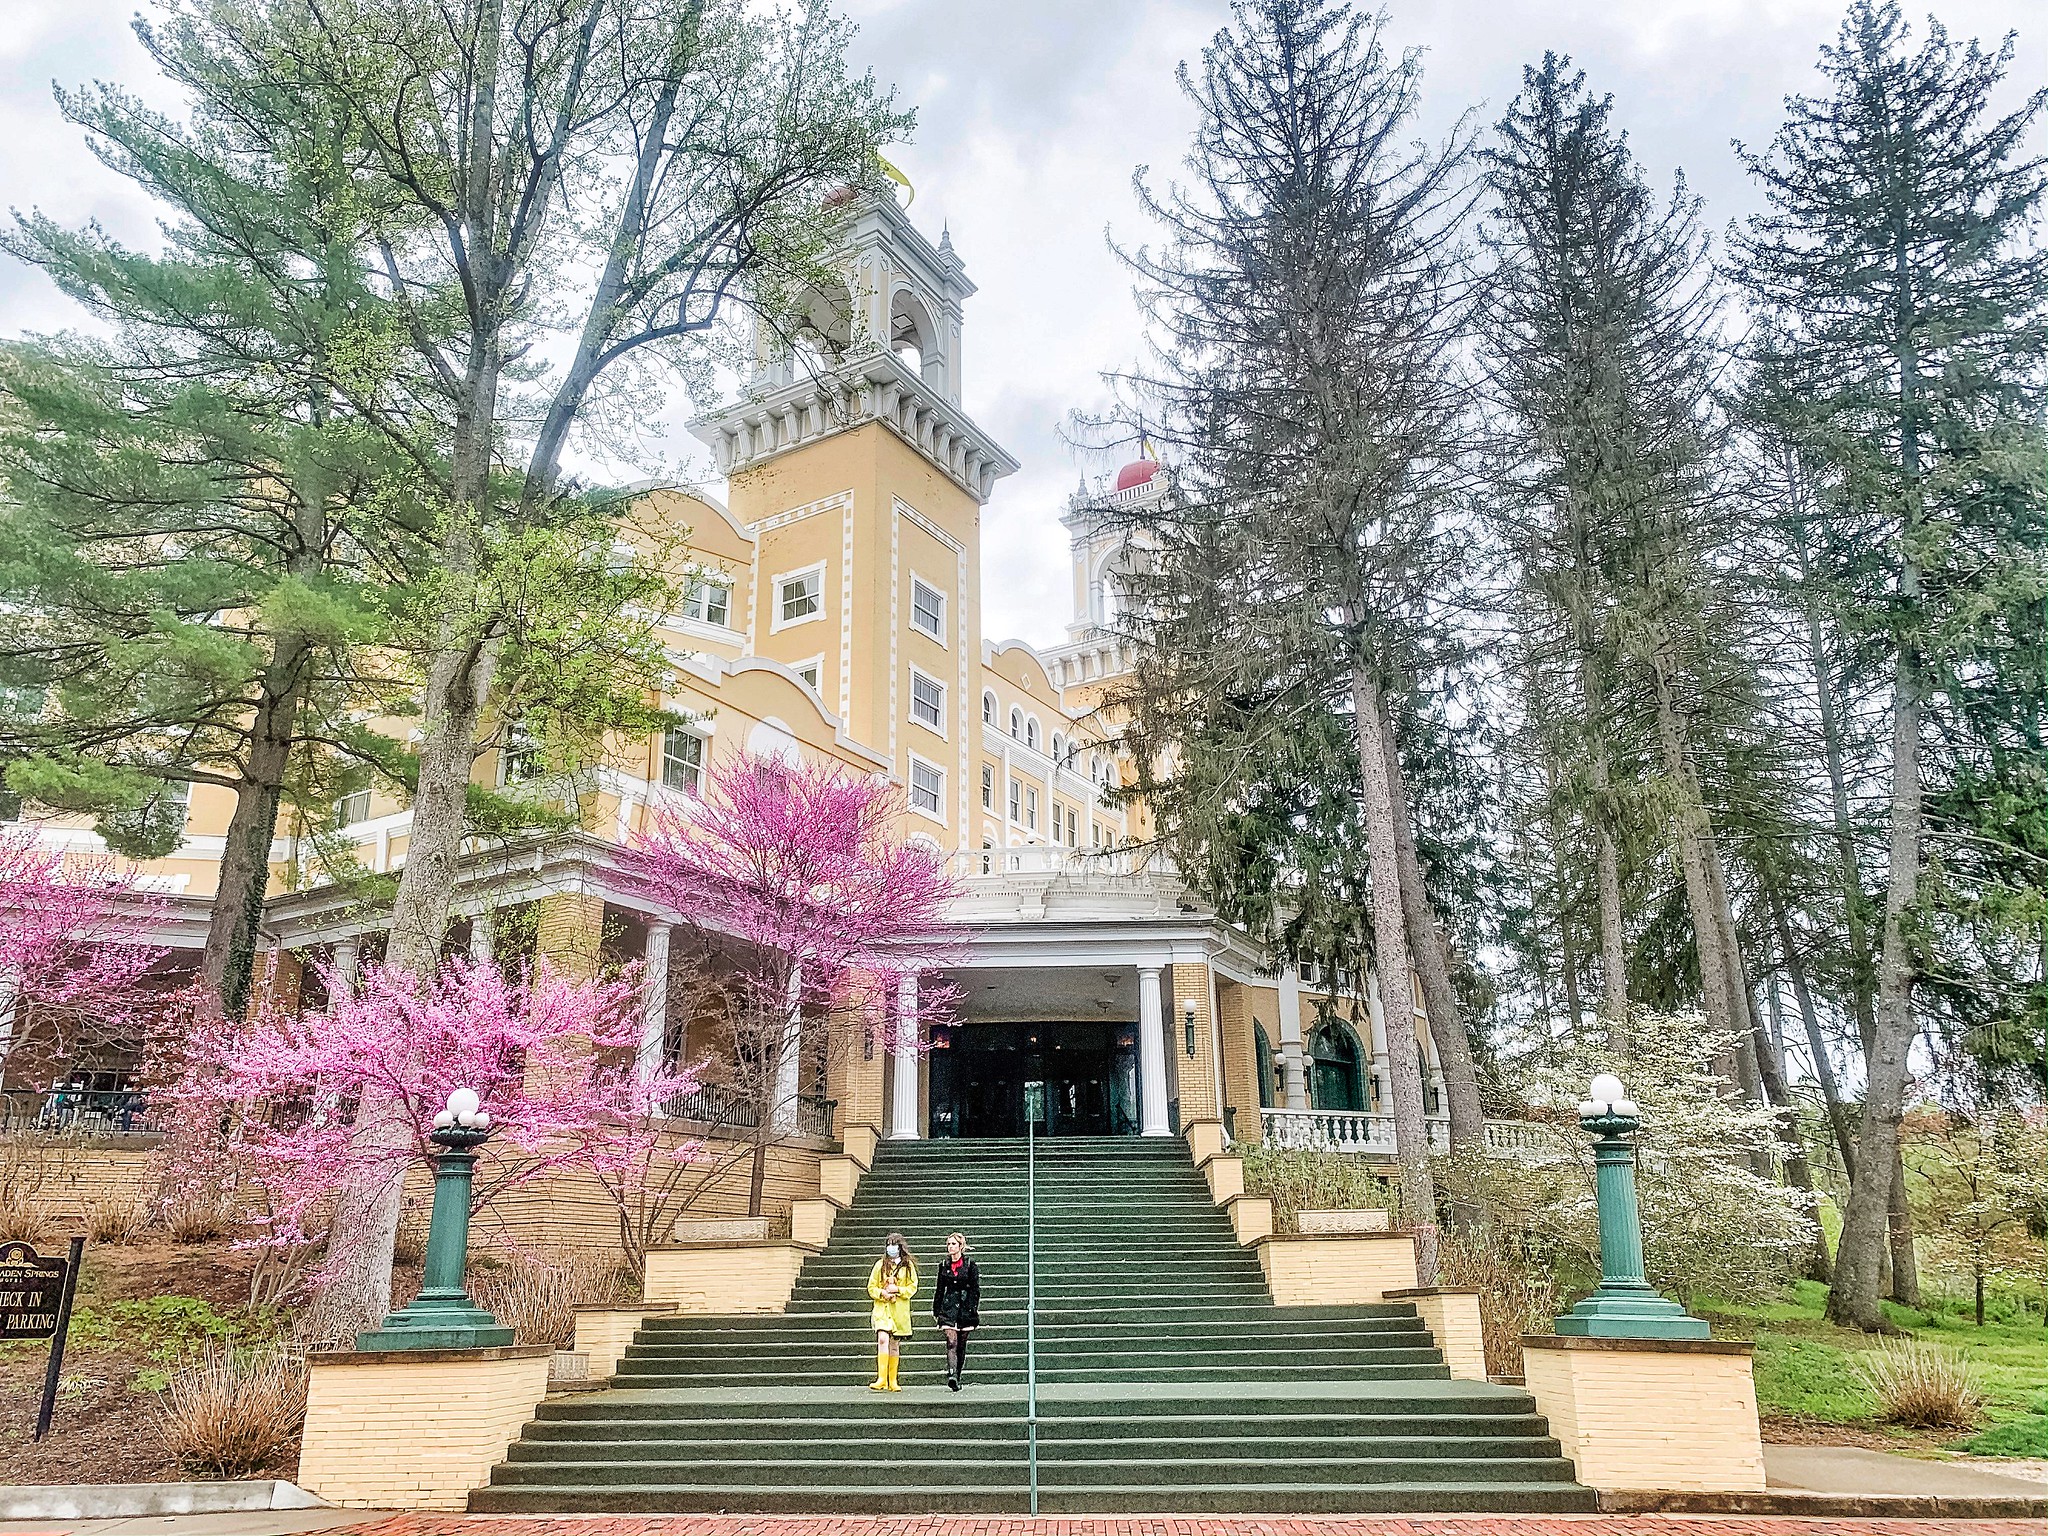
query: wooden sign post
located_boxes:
[0,1237,85,1440]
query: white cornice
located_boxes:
[690,349,1019,504]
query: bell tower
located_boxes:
[690,191,1018,852]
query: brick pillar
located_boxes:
[1171,962,1221,1124]
[535,892,606,980]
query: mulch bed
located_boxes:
[1764,1413,1975,1458]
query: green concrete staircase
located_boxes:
[473,1137,1594,1513]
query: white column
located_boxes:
[1137,963,1170,1137]
[1277,964,1307,1108]
[469,909,495,965]
[333,935,361,997]
[770,962,804,1135]
[889,972,922,1140]
[637,921,672,1083]
[1364,969,1393,1111]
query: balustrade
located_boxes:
[1259,1106,1560,1160]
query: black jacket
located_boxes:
[932,1256,980,1327]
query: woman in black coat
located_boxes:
[931,1231,980,1391]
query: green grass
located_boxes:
[1700,1279,2048,1457]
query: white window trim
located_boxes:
[792,654,825,695]
[661,725,709,794]
[908,665,947,738]
[1007,778,1022,824]
[906,753,946,824]
[908,572,948,647]
[680,574,736,629]
[981,763,995,809]
[981,689,998,725]
[769,560,827,633]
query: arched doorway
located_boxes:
[1307,1020,1366,1112]
[1253,1020,1277,1109]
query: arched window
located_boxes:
[1025,717,1040,751]
[982,690,997,725]
[1010,707,1024,740]
[1306,1019,1365,1113]
[1253,1020,1277,1110]
[1050,731,1065,765]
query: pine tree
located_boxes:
[0,12,430,1016]
[1083,0,1478,1276]
[1478,53,1760,1064]
[1731,0,2047,1330]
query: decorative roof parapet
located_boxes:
[691,346,1018,506]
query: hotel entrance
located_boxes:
[927,1020,1141,1137]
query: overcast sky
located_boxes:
[2,1,2037,646]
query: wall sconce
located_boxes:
[1182,999,1198,1057]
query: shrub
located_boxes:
[470,1248,633,1347]
[1439,1224,1560,1379]
[160,1192,236,1246]
[1241,1146,1399,1233]
[155,1348,306,1475]
[0,1131,81,1245]
[84,1192,145,1244]
[1855,1340,1980,1428]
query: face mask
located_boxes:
[886,1244,900,1259]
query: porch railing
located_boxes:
[1258,1107,1563,1160]
[657,1083,834,1140]
[0,1087,163,1138]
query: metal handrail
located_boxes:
[0,1088,162,1137]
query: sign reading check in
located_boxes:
[0,1240,71,1339]
[2,1236,86,1439]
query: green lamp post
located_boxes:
[356,1087,516,1351]
[1552,1072,1710,1340]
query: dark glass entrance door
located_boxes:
[928,1020,1140,1137]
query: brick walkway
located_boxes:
[342,1517,2048,1536]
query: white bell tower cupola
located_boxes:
[696,190,1016,502]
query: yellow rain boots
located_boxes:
[869,1349,889,1391]
[885,1351,902,1391]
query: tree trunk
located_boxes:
[1748,941,1830,1279]
[1349,668,1437,1283]
[1379,695,1484,1152]
[1828,646,1924,1329]
[1596,821,1628,1048]
[1649,678,1741,1044]
[1769,893,1859,1184]
[198,642,309,1017]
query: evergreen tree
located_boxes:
[1731,0,2047,1329]
[1082,0,1479,1276]
[0,11,431,1016]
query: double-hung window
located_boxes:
[777,566,823,625]
[681,577,731,627]
[910,669,945,733]
[908,758,943,817]
[1007,779,1021,823]
[335,789,372,827]
[1025,786,1039,832]
[662,727,705,794]
[981,765,995,809]
[910,578,945,641]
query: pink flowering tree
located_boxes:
[624,754,964,1214]
[155,956,699,1328]
[0,828,165,1092]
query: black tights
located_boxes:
[944,1326,971,1377]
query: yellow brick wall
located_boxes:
[1216,981,1268,1144]
[1521,1338,1765,1493]
[1396,1289,1486,1381]
[831,1041,887,1134]
[1257,1234,1419,1306]
[572,1304,673,1377]
[1171,962,1221,1123]
[298,1348,552,1510]
[534,890,606,980]
[642,1242,809,1311]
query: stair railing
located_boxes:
[1024,1077,1041,1515]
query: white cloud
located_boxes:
[3,0,2036,644]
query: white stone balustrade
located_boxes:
[1259,1107,1562,1160]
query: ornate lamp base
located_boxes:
[1554,1283,1710,1340]
[357,1288,516,1351]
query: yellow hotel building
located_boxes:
[10,193,1456,1156]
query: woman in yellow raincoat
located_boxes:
[867,1231,918,1390]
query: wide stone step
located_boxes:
[470,1481,1597,1515]
[510,1430,1560,1462]
[610,1364,1455,1387]
[618,1345,1445,1373]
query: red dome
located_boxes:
[1114,458,1160,491]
